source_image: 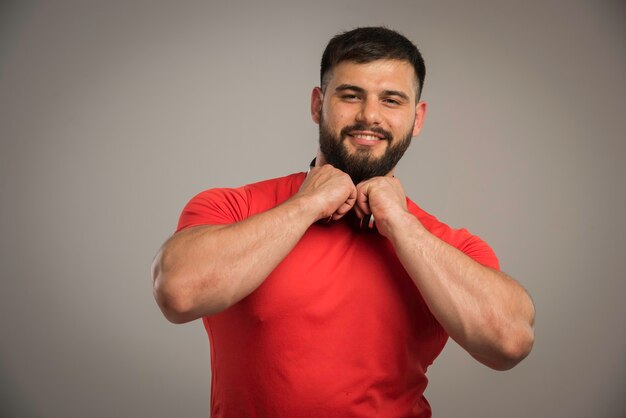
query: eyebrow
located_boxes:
[382,89,410,102]
[334,84,366,94]
[334,84,411,102]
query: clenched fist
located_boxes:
[354,176,410,238]
[295,165,357,222]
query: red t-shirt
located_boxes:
[177,172,499,418]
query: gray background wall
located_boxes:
[1,1,625,417]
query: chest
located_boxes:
[234,221,433,335]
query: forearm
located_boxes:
[387,213,535,370]
[152,195,318,323]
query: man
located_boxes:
[152,27,535,417]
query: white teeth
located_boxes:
[353,134,380,141]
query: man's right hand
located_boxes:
[294,165,357,222]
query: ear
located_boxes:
[411,101,427,137]
[310,87,323,124]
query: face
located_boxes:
[311,59,426,184]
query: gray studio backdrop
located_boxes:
[1,1,625,417]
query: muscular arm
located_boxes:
[355,177,535,371]
[152,166,356,323]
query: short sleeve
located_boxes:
[456,230,500,271]
[407,199,501,271]
[176,187,250,232]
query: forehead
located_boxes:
[326,59,418,97]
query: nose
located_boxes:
[356,97,383,126]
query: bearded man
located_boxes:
[152,27,535,418]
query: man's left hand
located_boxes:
[354,176,411,238]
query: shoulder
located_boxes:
[177,172,305,231]
[242,172,306,206]
[406,198,501,270]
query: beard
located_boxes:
[318,117,413,184]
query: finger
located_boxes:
[332,207,350,220]
[335,202,354,216]
[355,187,371,216]
[352,181,366,217]
[353,204,364,219]
[332,192,357,220]
[346,185,358,207]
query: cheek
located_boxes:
[325,102,353,123]
[390,113,415,133]
[323,111,348,131]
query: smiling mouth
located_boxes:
[346,127,392,144]
[340,124,393,144]
[348,131,385,141]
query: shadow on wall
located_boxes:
[0,362,38,418]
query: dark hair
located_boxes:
[320,27,426,99]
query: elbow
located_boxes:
[156,297,195,325]
[485,324,535,371]
[153,272,198,324]
[480,291,536,371]
[151,253,231,323]
[495,300,536,370]
[151,251,199,324]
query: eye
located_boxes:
[383,98,401,105]
[341,94,360,102]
